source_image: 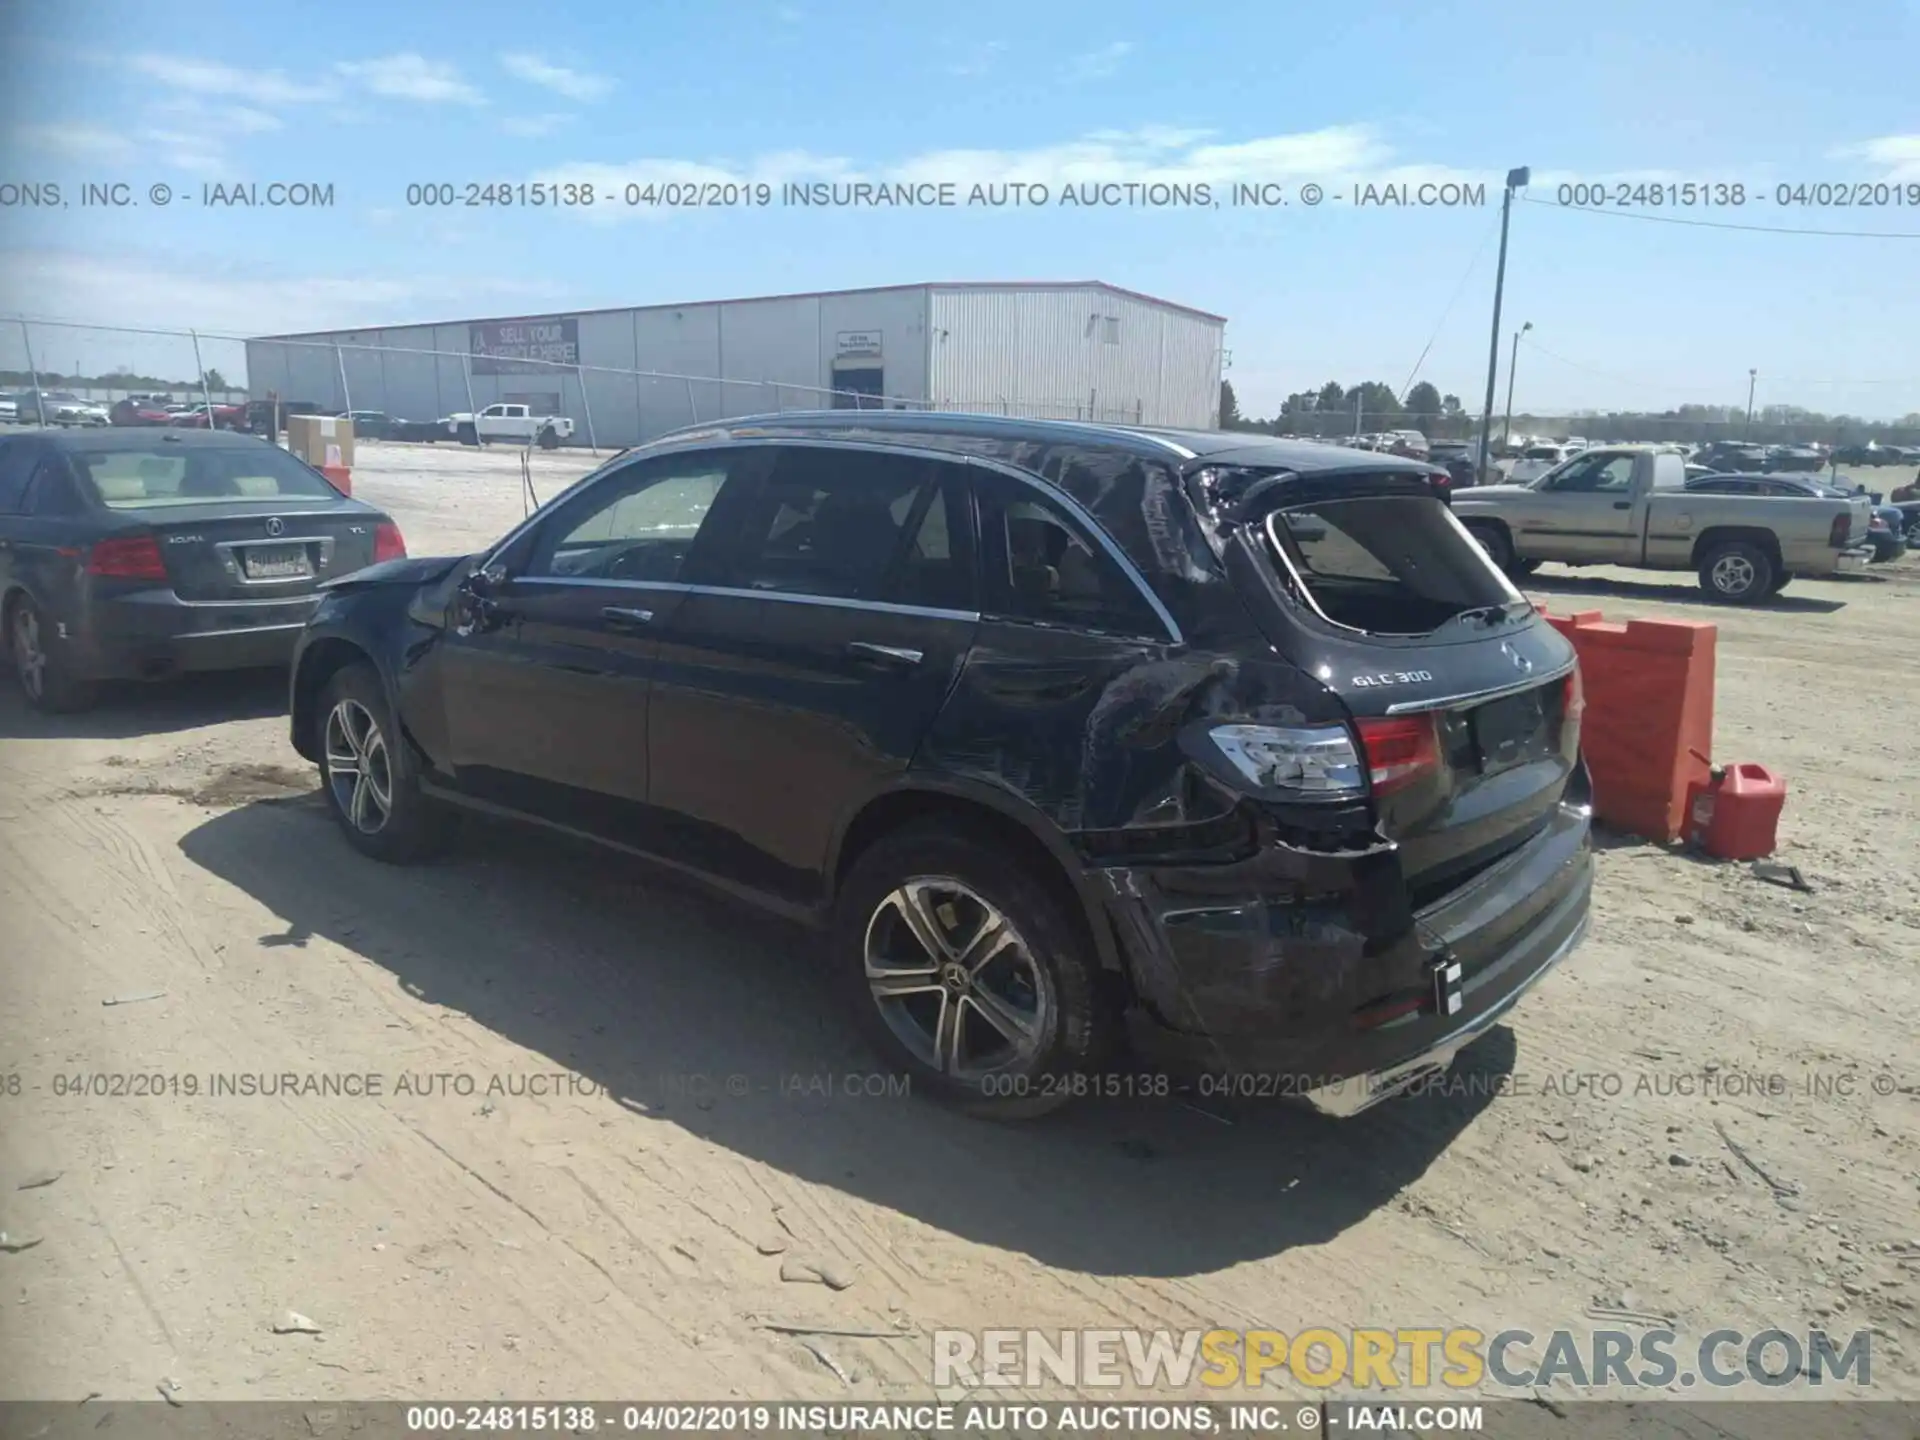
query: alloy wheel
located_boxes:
[1711,553,1756,595]
[323,698,393,834]
[13,608,45,702]
[863,878,1053,1079]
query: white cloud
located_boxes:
[126,54,336,105]
[152,98,286,134]
[1833,134,1920,181]
[337,54,485,104]
[14,123,133,160]
[2,250,569,341]
[502,113,577,138]
[1067,40,1133,81]
[139,129,229,174]
[500,53,612,102]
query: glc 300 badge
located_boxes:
[1351,669,1434,688]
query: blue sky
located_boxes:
[2,0,1917,419]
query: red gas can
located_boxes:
[1684,763,1787,860]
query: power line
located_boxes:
[1399,211,1502,397]
[1519,195,1920,239]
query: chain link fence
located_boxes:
[5,317,1168,452]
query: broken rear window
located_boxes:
[1264,493,1519,636]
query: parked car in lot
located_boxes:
[1453,445,1872,602]
[1428,440,1490,489]
[168,401,248,430]
[1507,443,1568,484]
[340,410,400,441]
[43,392,111,426]
[1694,442,1771,473]
[0,429,405,712]
[288,411,1594,1118]
[110,396,178,426]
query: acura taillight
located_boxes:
[1354,714,1442,797]
[1561,665,1586,753]
[87,533,168,580]
[373,521,407,562]
[1829,514,1852,547]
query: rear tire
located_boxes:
[8,595,98,713]
[832,823,1118,1120]
[1768,572,1792,595]
[315,662,447,863]
[536,426,560,450]
[1698,541,1776,604]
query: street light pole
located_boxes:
[1745,369,1757,436]
[1477,166,1530,486]
[1502,320,1532,451]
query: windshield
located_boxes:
[1264,492,1521,637]
[70,444,344,509]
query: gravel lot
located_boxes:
[2,440,1917,1408]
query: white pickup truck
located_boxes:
[445,403,575,448]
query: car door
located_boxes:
[644,442,980,910]
[1513,451,1642,562]
[0,438,45,600]
[431,446,762,840]
[6,449,92,622]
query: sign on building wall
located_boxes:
[835,330,883,358]
[469,316,581,375]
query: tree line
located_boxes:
[1218,380,1920,447]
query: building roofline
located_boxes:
[247,280,1228,341]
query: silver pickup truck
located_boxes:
[1451,445,1872,602]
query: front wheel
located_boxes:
[456,422,478,446]
[833,825,1118,1119]
[316,662,447,863]
[1698,541,1777,604]
[1464,520,1516,574]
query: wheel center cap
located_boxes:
[940,963,970,994]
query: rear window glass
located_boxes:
[1523,447,1562,460]
[1265,494,1518,636]
[69,445,341,509]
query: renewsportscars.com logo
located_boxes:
[931,1327,1874,1391]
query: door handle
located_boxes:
[847,641,924,669]
[601,605,655,628]
[1612,501,1632,510]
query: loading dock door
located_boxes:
[830,365,885,409]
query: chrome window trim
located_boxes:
[516,575,980,625]
[1382,661,1576,715]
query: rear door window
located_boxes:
[976,474,1168,639]
[711,446,973,610]
[1266,493,1518,636]
[0,439,37,513]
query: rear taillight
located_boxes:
[86,533,168,580]
[1354,714,1442,797]
[1829,514,1852,547]
[1561,665,1586,751]
[373,521,407,562]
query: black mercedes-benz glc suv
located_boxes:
[289,412,1593,1118]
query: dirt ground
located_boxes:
[2,440,1917,1409]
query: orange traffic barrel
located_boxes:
[322,465,352,496]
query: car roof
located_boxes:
[662,409,1437,477]
[23,428,284,452]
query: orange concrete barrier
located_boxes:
[322,465,352,496]
[1538,606,1716,842]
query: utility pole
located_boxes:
[1745,369,1757,436]
[1477,166,1530,486]
[1502,321,1532,452]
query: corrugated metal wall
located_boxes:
[926,285,1223,429]
[245,283,1220,445]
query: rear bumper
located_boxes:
[1106,775,1594,1110]
[1833,548,1873,574]
[69,590,319,680]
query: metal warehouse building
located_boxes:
[244,281,1226,449]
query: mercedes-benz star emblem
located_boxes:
[265,517,284,537]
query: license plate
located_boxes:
[241,545,311,580]
[1471,691,1546,773]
